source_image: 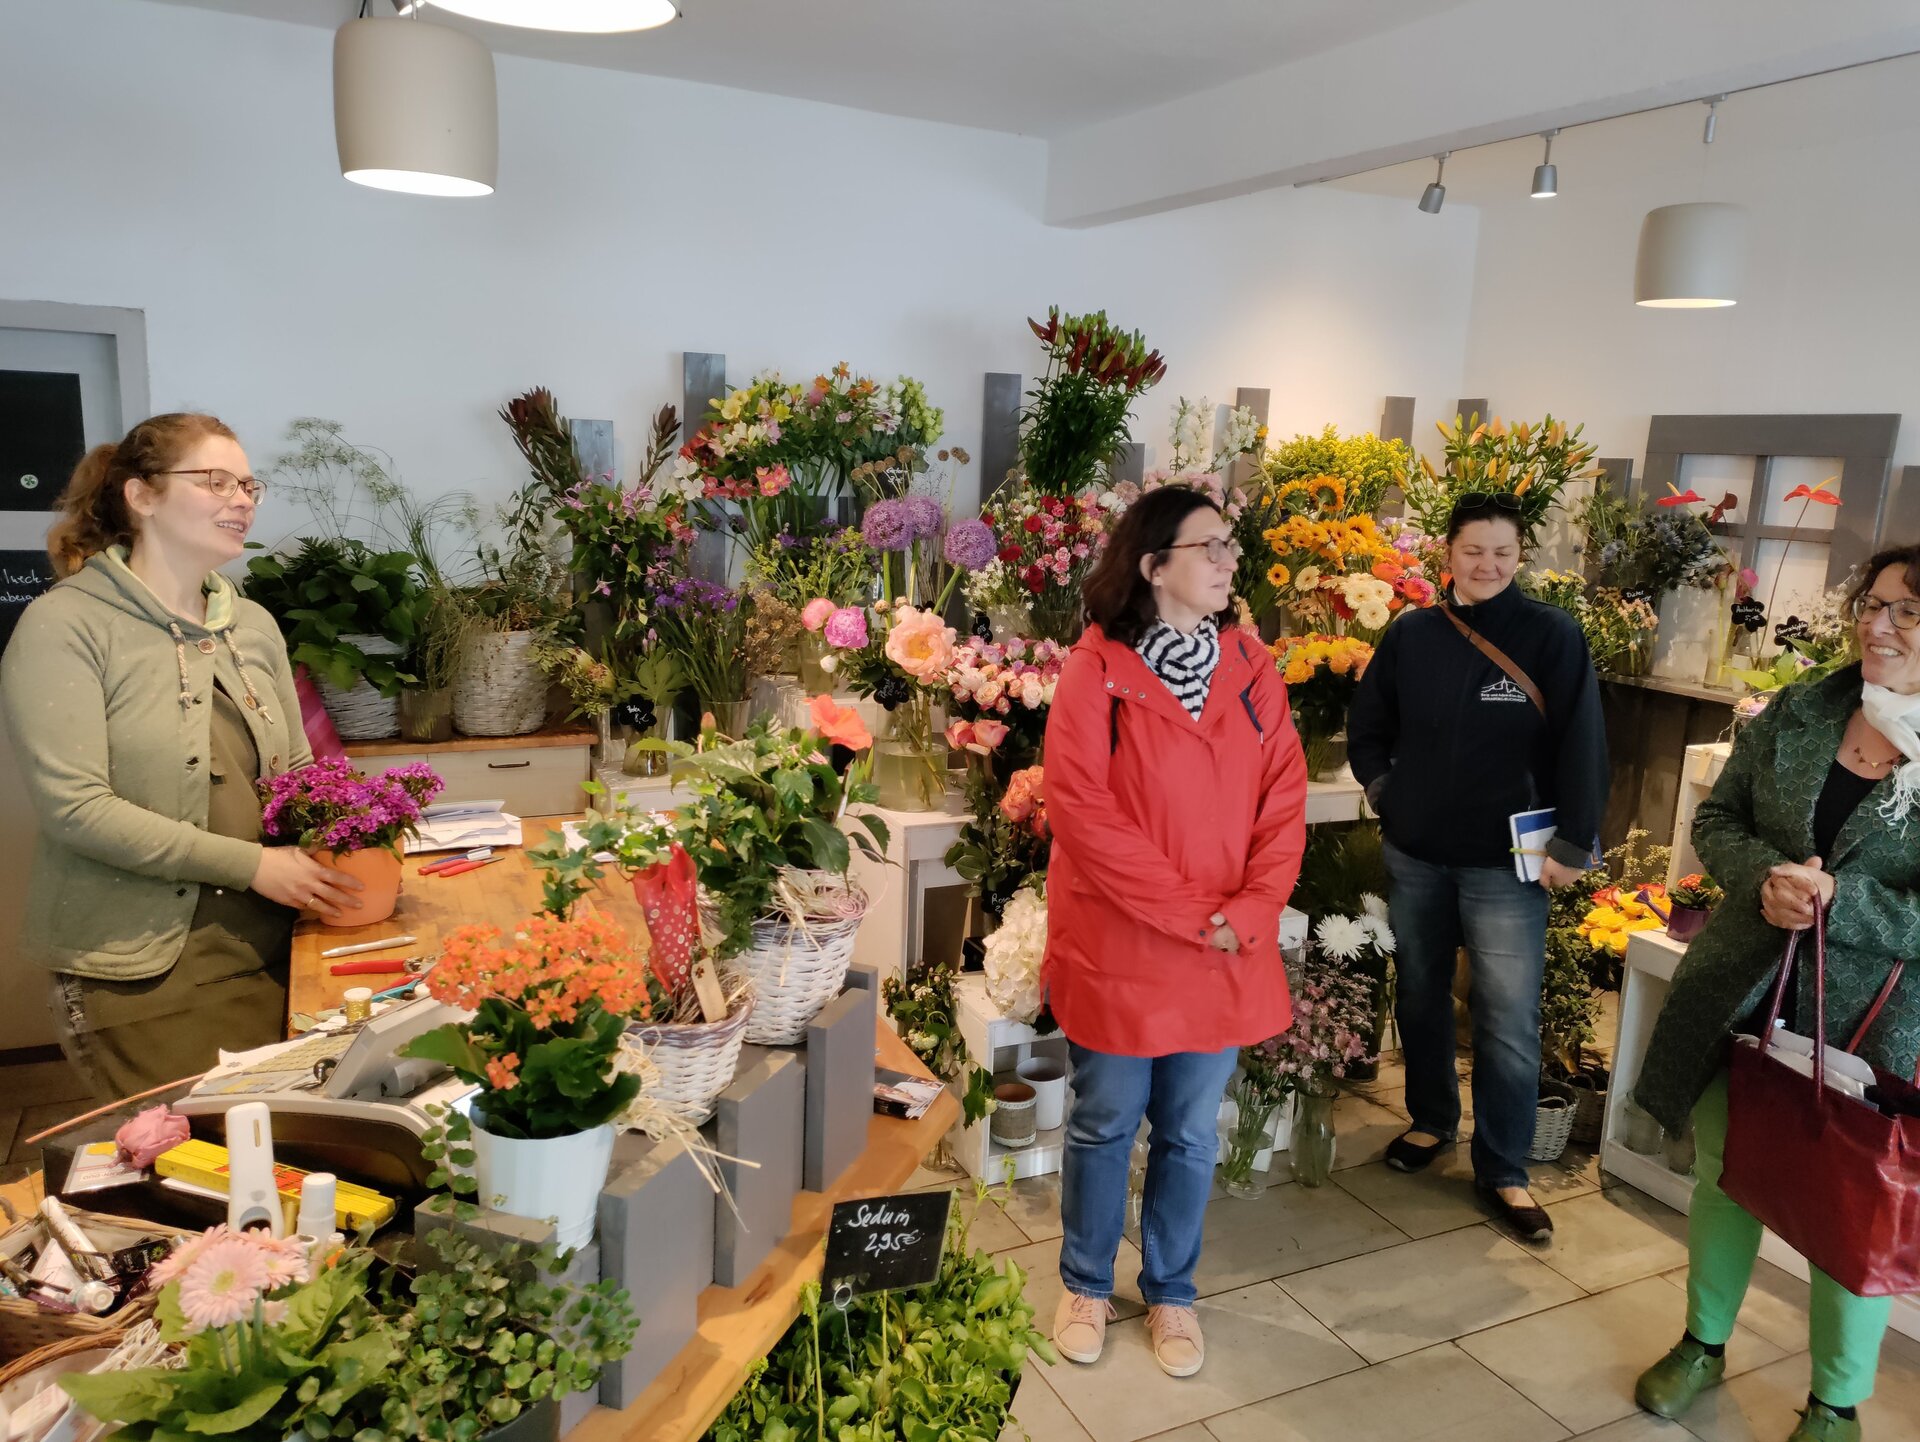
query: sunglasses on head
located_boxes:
[1450,491,1524,524]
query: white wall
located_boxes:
[1,0,1478,547]
[1456,56,1920,478]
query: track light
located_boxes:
[1418,152,1448,214]
[1634,97,1745,307]
[1531,130,1559,198]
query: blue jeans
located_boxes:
[1058,1041,1239,1309]
[1383,839,1549,1190]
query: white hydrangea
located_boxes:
[982,887,1048,1025]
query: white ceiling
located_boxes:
[134,0,1477,137]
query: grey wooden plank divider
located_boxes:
[682,351,730,583]
[1113,442,1145,486]
[570,419,613,484]
[1891,466,1920,549]
[1455,397,1490,426]
[1231,386,1270,490]
[980,373,1023,505]
[1641,414,1901,588]
[1380,397,1415,446]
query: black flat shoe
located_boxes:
[1383,1131,1454,1173]
[1477,1183,1554,1243]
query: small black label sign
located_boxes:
[822,1191,950,1299]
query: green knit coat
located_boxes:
[1634,664,1920,1133]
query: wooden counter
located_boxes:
[291,818,960,1442]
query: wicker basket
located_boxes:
[628,988,755,1126]
[313,633,403,741]
[1568,1076,1607,1148]
[0,1330,121,1393]
[1528,1081,1575,1163]
[453,629,548,738]
[714,877,868,1046]
[0,1201,194,1368]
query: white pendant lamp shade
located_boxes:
[334,18,497,197]
[1634,201,1746,307]
[421,0,679,32]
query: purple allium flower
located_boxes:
[942,518,996,570]
[860,499,913,552]
[902,495,946,543]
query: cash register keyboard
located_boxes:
[190,1030,358,1097]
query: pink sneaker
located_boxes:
[1054,1291,1117,1365]
[1147,1304,1205,1377]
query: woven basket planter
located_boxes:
[0,1201,195,1369]
[313,633,402,741]
[709,873,868,1046]
[1567,1075,1608,1148]
[452,629,548,738]
[1529,1078,1575,1163]
[627,988,755,1127]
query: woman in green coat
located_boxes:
[1632,545,1920,1442]
[1,413,362,1100]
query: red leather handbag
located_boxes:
[1720,906,1920,1297]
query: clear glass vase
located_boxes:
[797,632,833,695]
[1301,730,1348,782]
[706,696,753,739]
[872,691,946,811]
[1217,1081,1281,1201]
[1292,1083,1337,1188]
[621,713,670,777]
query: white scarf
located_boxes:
[1861,681,1920,825]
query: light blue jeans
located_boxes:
[1383,838,1550,1190]
[1057,1041,1239,1308]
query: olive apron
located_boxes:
[52,683,295,1101]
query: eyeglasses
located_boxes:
[1451,491,1524,516]
[1165,537,1240,566]
[152,468,266,503]
[1851,594,1920,630]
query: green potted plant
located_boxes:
[245,537,430,740]
[400,910,652,1247]
[1406,412,1599,551]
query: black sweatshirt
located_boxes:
[1347,583,1610,870]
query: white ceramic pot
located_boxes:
[1016,1057,1068,1133]
[468,1116,615,1249]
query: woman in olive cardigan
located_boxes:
[1633,548,1920,1442]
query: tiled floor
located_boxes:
[924,1056,1920,1442]
[0,1050,94,1185]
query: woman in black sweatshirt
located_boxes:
[1346,494,1609,1242]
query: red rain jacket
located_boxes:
[1041,623,1307,1056]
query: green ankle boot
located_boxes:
[1788,1402,1861,1442]
[1634,1337,1726,1419]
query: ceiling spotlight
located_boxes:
[1531,130,1559,198]
[335,16,498,197]
[1418,152,1448,214]
[416,0,680,32]
[1634,98,1746,306]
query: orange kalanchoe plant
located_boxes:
[402,914,651,1140]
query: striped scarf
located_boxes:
[1137,617,1220,720]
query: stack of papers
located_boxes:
[407,800,521,854]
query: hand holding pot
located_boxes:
[252,846,363,914]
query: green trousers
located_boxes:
[1686,1069,1891,1407]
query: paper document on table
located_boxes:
[406,801,521,854]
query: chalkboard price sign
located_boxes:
[821,1190,950,1300]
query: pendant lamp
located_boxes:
[334,16,498,197]
[418,0,679,32]
[1634,99,1745,307]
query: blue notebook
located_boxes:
[1510,807,1602,883]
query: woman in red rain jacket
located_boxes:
[1043,486,1306,1381]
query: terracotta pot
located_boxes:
[310,846,403,928]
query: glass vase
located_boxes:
[1292,1083,1337,1188]
[706,696,753,739]
[797,632,834,695]
[1217,1082,1281,1201]
[621,712,670,777]
[1301,730,1348,782]
[987,603,1033,644]
[398,686,454,743]
[872,691,946,812]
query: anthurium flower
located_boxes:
[1656,486,1704,507]
[1784,480,1841,506]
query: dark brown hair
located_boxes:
[47,413,238,577]
[1082,487,1235,647]
[1847,543,1920,616]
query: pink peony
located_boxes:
[800,598,836,632]
[885,606,955,683]
[824,606,869,650]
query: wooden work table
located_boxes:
[289,817,960,1442]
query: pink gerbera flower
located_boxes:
[176,1236,271,1333]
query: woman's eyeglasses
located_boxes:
[1166,537,1241,565]
[1852,594,1920,631]
[1451,491,1524,516]
[153,468,266,503]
